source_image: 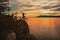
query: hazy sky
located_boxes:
[9,0,60,11]
[8,0,60,15]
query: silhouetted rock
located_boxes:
[0,14,37,40]
[14,19,37,40]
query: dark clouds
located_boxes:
[51,7,60,11]
[42,4,60,11]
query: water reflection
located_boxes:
[27,18,60,39]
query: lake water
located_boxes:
[27,18,60,39]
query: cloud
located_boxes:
[51,5,60,8]
[8,0,18,11]
[5,0,60,14]
[20,4,33,7]
[42,4,60,11]
[42,6,51,9]
[54,8,60,11]
[49,5,60,11]
[50,7,60,11]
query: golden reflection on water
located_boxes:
[27,18,60,38]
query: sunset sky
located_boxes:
[9,0,60,12]
[7,0,60,17]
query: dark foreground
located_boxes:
[0,14,36,40]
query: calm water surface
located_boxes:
[27,18,60,39]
